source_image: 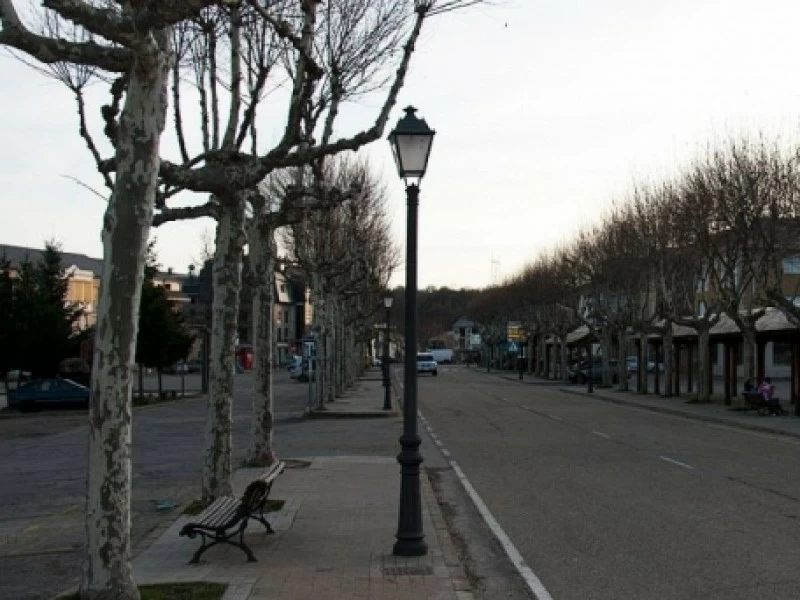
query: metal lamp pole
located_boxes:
[383,296,393,410]
[389,106,435,557]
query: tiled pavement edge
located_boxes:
[130,371,475,600]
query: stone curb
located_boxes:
[559,387,800,440]
[305,408,398,419]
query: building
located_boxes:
[1,244,103,329]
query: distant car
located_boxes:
[626,356,638,374]
[647,361,665,373]
[287,355,302,371]
[416,353,438,376]
[8,378,90,411]
[298,358,317,382]
[289,363,303,379]
[568,358,619,384]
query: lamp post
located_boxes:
[383,295,393,410]
[388,106,435,557]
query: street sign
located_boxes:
[507,321,523,342]
[508,341,518,353]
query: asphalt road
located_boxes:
[0,371,405,600]
[417,366,800,599]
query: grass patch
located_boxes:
[182,498,285,516]
[182,499,206,516]
[61,582,226,600]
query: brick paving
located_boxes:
[132,376,473,600]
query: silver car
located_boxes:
[416,353,438,376]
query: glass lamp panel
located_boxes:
[395,134,433,177]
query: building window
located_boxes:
[783,256,800,275]
[283,309,289,324]
[774,342,792,366]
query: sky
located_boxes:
[3,1,800,290]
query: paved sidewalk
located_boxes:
[131,371,475,600]
[487,367,800,439]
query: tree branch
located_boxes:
[0,0,130,71]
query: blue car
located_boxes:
[8,378,90,411]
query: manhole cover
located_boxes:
[383,566,434,577]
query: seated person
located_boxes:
[758,377,782,415]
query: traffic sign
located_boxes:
[508,342,518,353]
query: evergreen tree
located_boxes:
[0,254,15,381]
[7,243,82,377]
[136,243,195,395]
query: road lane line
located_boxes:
[659,456,694,470]
[450,460,554,600]
[549,415,562,421]
[417,408,553,600]
[592,431,610,439]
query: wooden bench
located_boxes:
[179,461,285,563]
[742,391,783,416]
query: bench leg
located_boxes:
[186,523,257,564]
[251,511,275,534]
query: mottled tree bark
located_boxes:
[616,330,629,392]
[663,323,674,397]
[696,325,711,403]
[203,195,246,502]
[83,32,170,600]
[245,222,276,467]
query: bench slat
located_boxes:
[193,497,239,529]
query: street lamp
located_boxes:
[388,106,435,557]
[383,295,393,410]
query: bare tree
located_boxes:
[0,2,232,598]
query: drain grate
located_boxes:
[383,566,434,577]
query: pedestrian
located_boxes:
[758,377,783,415]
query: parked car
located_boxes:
[568,358,619,384]
[289,362,303,379]
[647,360,665,373]
[416,353,438,376]
[626,356,638,374]
[8,378,90,411]
[298,358,317,382]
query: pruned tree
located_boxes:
[0,1,233,597]
[150,0,482,501]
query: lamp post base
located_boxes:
[393,434,427,557]
[393,536,428,557]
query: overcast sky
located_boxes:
[3,0,800,289]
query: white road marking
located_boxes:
[418,409,553,600]
[659,456,694,470]
[592,431,610,439]
[450,460,554,600]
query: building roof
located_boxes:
[1,244,104,275]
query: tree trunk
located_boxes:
[527,336,534,374]
[616,329,629,392]
[663,323,674,397]
[600,328,612,386]
[203,196,246,502]
[696,325,710,403]
[638,331,648,394]
[560,336,569,382]
[245,223,276,467]
[82,35,170,600]
[741,324,756,383]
